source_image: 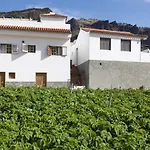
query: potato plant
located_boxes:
[0,87,150,149]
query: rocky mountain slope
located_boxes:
[0,8,149,46]
[0,8,52,21]
[67,18,150,47]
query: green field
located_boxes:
[0,87,150,150]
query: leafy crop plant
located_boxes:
[0,87,150,149]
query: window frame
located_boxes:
[0,44,13,54]
[28,45,36,53]
[9,72,15,79]
[6,44,12,53]
[100,38,111,50]
[51,46,63,56]
[121,39,131,52]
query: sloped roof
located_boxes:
[0,25,70,33]
[40,12,67,19]
[82,27,148,39]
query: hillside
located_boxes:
[67,18,150,46]
[0,8,52,21]
[0,8,150,46]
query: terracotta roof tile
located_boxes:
[82,28,148,39]
[0,25,70,33]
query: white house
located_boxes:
[71,28,150,89]
[0,12,71,87]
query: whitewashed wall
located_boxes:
[141,52,150,62]
[0,30,70,83]
[89,32,141,62]
[70,40,77,65]
[72,30,89,66]
[72,30,150,65]
[0,17,70,29]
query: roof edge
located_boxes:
[0,25,71,33]
[81,27,148,39]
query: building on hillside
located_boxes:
[0,12,71,87]
[71,28,150,89]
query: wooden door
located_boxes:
[0,72,5,87]
[36,73,47,86]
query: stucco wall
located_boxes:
[73,30,150,64]
[79,60,150,89]
[89,32,141,62]
[141,52,150,62]
[72,30,89,66]
[0,33,70,85]
[0,17,70,29]
[40,16,67,27]
[70,40,77,65]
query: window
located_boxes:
[0,44,12,53]
[6,44,12,53]
[9,73,15,79]
[100,38,111,50]
[121,40,131,51]
[28,45,36,53]
[47,46,67,56]
[52,46,62,55]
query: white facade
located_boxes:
[71,30,90,65]
[0,13,71,86]
[71,29,148,66]
[0,15,69,29]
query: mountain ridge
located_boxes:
[0,8,52,20]
[67,18,149,46]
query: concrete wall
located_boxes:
[79,60,150,89]
[0,32,70,86]
[89,32,141,62]
[6,82,69,87]
[78,61,89,87]
[73,30,150,89]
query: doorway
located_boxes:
[0,72,5,87]
[36,73,47,86]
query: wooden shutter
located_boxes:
[47,46,52,56]
[12,45,18,54]
[62,46,67,56]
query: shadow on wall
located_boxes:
[11,47,54,61]
[11,40,67,61]
[11,48,49,61]
[41,45,49,60]
[12,53,26,61]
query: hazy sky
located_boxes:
[1,0,150,27]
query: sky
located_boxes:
[1,0,150,27]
